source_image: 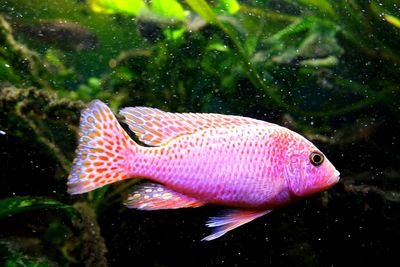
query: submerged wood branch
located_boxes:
[0,86,85,174]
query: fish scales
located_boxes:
[67,100,340,240]
[126,125,285,208]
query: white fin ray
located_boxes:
[202,209,272,241]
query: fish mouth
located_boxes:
[314,170,340,193]
[326,170,340,187]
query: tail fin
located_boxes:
[67,100,137,194]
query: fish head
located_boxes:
[284,137,340,197]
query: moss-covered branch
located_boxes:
[0,86,84,173]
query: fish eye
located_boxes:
[310,152,324,166]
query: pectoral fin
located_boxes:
[125,183,204,210]
[202,209,272,241]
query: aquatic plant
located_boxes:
[87,0,400,118]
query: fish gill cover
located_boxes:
[0,0,399,266]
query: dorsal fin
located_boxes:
[119,107,274,146]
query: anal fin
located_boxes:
[125,183,204,210]
[202,209,272,241]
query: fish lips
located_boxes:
[301,170,340,196]
[328,170,341,185]
[321,169,340,190]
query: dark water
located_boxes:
[1,1,399,266]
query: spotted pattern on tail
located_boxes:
[68,100,137,194]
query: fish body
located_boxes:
[127,125,294,209]
[68,100,340,240]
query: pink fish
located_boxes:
[68,100,340,240]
